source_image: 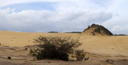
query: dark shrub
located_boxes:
[30,36,82,61]
[7,56,11,60]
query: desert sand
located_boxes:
[0,31,128,65]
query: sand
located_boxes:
[0,31,128,65]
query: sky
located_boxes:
[0,0,128,34]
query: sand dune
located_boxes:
[0,31,128,57]
[0,31,128,65]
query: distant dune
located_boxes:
[82,24,113,35]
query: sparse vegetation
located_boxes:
[114,34,127,36]
[30,36,83,61]
[48,31,58,33]
[65,31,81,33]
[94,25,113,35]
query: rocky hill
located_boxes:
[82,24,113,35]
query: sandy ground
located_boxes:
[0,31,128,65]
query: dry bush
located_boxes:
[30,36,82,61]
[75,50,86,61]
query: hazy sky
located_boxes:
[0,0,128,34]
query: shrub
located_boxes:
[24,48,28,50]
[106,59,113,64]
[30,36,82,61]
[7,56,11,60]
[75,50,86,61]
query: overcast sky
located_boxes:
[0,0,128,34]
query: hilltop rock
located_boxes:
[82,24,113,35]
